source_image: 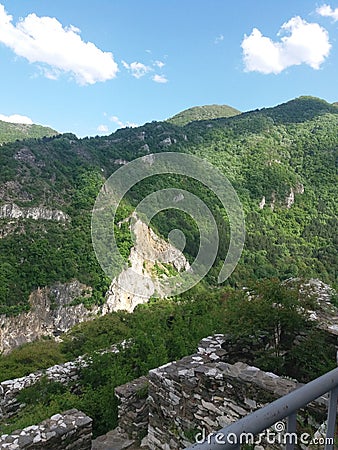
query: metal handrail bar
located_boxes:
[186,367,338,450]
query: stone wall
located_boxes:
[113,334,327,450]
[148,335,294,449]
[0,357,86,420]
[115,375,149,441]
[0,409,92,449]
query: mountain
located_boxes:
[166,104,240,125]
[0,96,336,317]
[0,95,337,439]
[0,121,58,144]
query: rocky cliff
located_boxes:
[0,280,97,354]
[0,204,69,222]
[0,216,189,352]
[103,215,190,313]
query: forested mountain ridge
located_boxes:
[0,95,337,439]
[0,120,58,144]
[166,103,240,125]
[0,96,337,316]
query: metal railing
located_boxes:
[186,367,338,450]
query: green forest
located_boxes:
[0,280,336,437]
[0,96,336,313]
[0,96,337,438]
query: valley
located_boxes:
[0,96,337,444]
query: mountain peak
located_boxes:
[166,104,240,126]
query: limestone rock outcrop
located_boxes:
[0,203,69,222]
[103,215,190,313]
[0,281,97,354]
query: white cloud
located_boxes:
[154,60,165,68]
[0,4,118,85]
[110,116,138,128]
[122,60,151,78]
[242,16,331,74]
[97,124,109,133]
[0,113,33,124]
[317,4,338,21]
[152,74,168,83]
[122,58,168,82]
[215,34,224,44]
[110,115,124,127]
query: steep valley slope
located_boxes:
[0,95,336,325]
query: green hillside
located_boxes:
[0,96,336,315]
[0,121,58,144]
[166,103,240,125]
[0,95,337,438]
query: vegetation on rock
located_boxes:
[0,121,58,144]
[0,280,336,437]
[0,96,336,314]
[0,96,337,437]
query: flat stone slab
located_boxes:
[91,429,135,450]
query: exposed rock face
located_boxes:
[285,187,295,208]
[113,158,128,165]
[259,196,265,209]
[14,147,37,164]
[0,203,69,222]
[102,216,190,313]
[0,409,92,450]
[0,216,189,353]
[259,183,304,210]
[159,137,173,146]
[0,281,97,354]
[284,183,304,208]
[285,278,338,336]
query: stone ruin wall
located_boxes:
[115,375,149,442]
[115,335,329,450]
[0,331,334,449]
[0,357,87,421]
[0,409,92,450]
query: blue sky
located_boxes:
[0,0,338,137]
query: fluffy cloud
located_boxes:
[242,16,331,74]
[122,60,151,78]
[152,74,168,83]
[214,34,224,44]
[0,4,118,85]
[97,124,109,133]
[317,4,338,21]
[154,60,165,68]
[110,116,138,128]
[122,59,168,82]
[0,113,33,124]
